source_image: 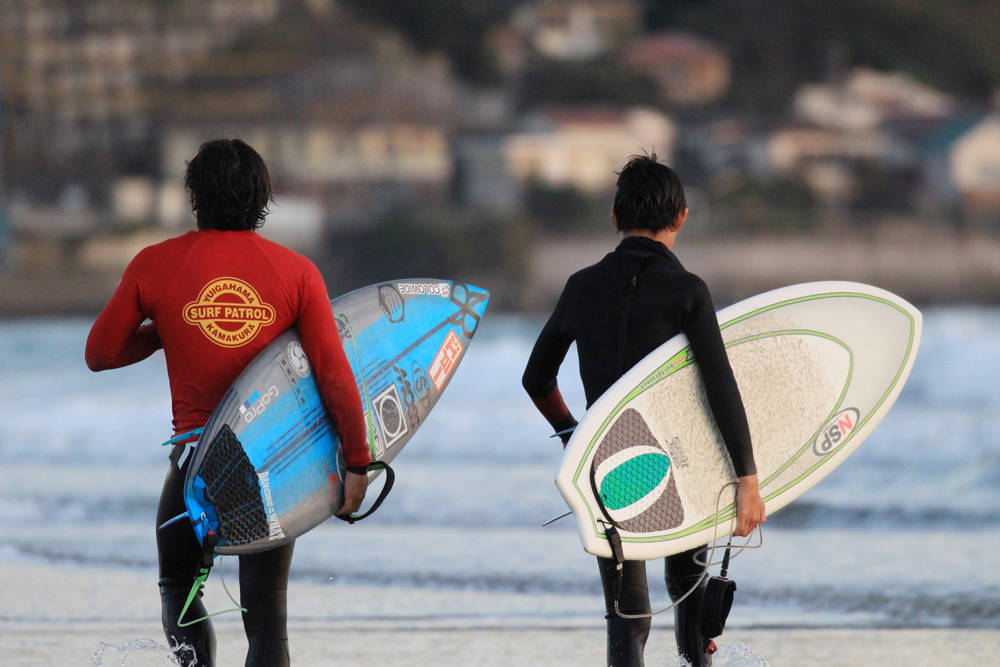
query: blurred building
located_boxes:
[923,113,1000,219]
[621,32,731,107]
[794,67,955,131]
[510,0,642,61]
[454,134,523,212]
[0,0,280,210]
[504,106,675,193]
[157,5,460,236]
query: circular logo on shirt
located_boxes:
[182,277,276,347]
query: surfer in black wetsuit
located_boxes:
[522,154,766,667]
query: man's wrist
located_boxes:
[346,465,369,475]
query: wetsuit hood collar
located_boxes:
[615,235,682,267]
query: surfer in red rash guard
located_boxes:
[522,154,766,667]
[86,138,370,667]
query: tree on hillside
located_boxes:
[643,0,1000,111]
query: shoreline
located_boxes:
[4,556,999,666]
[4,229,1000,317]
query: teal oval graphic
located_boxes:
[599,452,671,510]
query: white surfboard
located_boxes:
[556,281,922,560]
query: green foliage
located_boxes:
[642,0,1000,111]
[337,0,517,83]
[523,182,608,234]
[517,56,660,109]
[850,164,918,216]
[711,177,819,233]
[331,208,532,308]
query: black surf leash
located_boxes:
[702,540,737,639]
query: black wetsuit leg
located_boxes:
[240,541,294,667]
[157,456,216,667]
[665,547,711,667]
[598,556,651,667]
[157,450,295,667]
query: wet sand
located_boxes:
[3,557,998,666]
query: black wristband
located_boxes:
[346,465,369,475]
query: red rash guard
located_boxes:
[86,229,371,468]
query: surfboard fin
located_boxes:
[542,511,572,527]
[158,511,190,530]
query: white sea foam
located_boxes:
[90,638,192,665]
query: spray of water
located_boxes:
[89,638,196,666]
[661,642,770,666]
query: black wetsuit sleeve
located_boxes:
[522,278,576,398]
[683,281,757,477]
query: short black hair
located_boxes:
[185,138,273,231]
[612,152,686,233]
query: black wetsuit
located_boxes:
[158,446,294,667]
[522,236,756,667]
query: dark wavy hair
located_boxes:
[613,152,687,233]
[185,138,273,231]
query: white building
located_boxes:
[504,107,675,193]
[925,113,1000,215]
[794,67,955,130]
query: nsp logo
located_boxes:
[239,386,279,424]
[813,407,860,456]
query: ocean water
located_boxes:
[1,309,999,634]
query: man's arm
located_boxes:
[86,256,162,371]
[522,281,577,445]
[296,263,370,516]
[684,280,765,536]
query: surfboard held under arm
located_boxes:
[182,279,490,555]
[556,281,921,561]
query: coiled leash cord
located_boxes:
[591,478,763,621]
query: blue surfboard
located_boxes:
[181,279,489,555]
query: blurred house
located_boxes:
[683,116,759,183]
[795,67,955,131]
[504,107,675,193]
[621,32,730,107]
[751,123,890,203]
[762,124,890,173]
[923,114,1000,219]
[510,0,642,61]
[0,0,281,207]
[154,4,461,245]
[755,69,957,204]
[454,135,523,212]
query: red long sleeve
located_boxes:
[296,262,369,467]
[86,255,162,370]
[85,230,370,467]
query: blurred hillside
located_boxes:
[1,0,998,313]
